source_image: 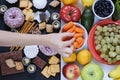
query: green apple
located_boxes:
[81,63,104,80]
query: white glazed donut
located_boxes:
[4,7,24,28]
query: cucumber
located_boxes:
[112,0,120,21]
[81,7,94,33]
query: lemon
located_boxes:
[62,52,76,63]
[81,0,95,7]
[77,49,91,65]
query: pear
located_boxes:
[81,63,104,80]
[109,65,120,79]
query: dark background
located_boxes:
[0,0,61,80]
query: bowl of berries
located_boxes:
[92,0,115,20]
[88,19,120,65]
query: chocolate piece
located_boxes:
[0,51,24,76]
[33,57,46,69]
[40,12,46,21]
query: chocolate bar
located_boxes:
[33,57,46,69]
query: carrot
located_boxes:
[67,25,76,33]
[73,41,78,50]
[76,37,83,43]
[74,33,83,38]
[75,27,84,33]
[77,39,85,48]
[63,21,74,32]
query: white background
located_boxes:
[60,0,117,80]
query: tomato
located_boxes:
[60,5,81,22]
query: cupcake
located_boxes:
[33,0,47,9]
[6,0,18,4]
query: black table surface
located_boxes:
[0,0,61,80]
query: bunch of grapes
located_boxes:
[94,23,120,64]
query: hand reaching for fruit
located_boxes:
[45,32,75,57]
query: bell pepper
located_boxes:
[61,0,78,5]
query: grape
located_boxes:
[95,31,100,35]
[116,55,120,61]
[100,53,106,58]
[105,37,110,44]
[112,58,117,63]
[96,25,103,32]
[103,26,108,32]
[97,35,103,41]
[110,32,115,37]
[104,32,109,37]
[95,44,101,50]
[110,46,115,51]
[109,51,117,58]
[108,58,112,64]
[116,46,120,54]
[94,23,120,64]
[108,27,112,32]
[101,39,106,45]
[104,55,109,61]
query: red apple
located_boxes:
[62,64,80,80]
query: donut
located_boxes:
[4,7,24,28]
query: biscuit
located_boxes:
[5,59,16,68]
[19,0,29,8]
[47,66,56,77]
[41,66,50,78]
[26,1,33,9]
[49,56,60,64]
[15,62,24,71]
[50,64,60,73]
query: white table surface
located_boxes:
[60,0,117,80]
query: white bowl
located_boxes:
[92,0,115,20]
[60,22,88,52]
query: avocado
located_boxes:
[81,7,94,33]
[112,0,120,21]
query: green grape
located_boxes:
[115,35,120,39]
[102,45,108,53]
[110,46,115,51]
[113,38,118,46]
[116,25,120,29]
[109,51,117,58]
[104,32,109,37]
[110,32,115,37]
[100,53,106,58]
[96,25,103,32]
[107,58,112,64]
[107,24,112,27]
[105,37,110,44]
[112,27,116,31]
[116,55,120,61]
[115,29,119,33]
[94,36,98,40]
[95,40,100,45]
[103,26,108,32]
[115,46,120,54]
[112,24,116,27]
[107,44,112,49]
[119,30,120,34]
[101,39,106,45]
[104,55,109,61]
[95,31,100,35]
[108,27,112,32]
[97,35,103,41]
[112,58,117,63]
[110,37,114,43]
[95,44,101,50]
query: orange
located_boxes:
[62,52,76,63]
[77,49,91,65]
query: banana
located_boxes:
[109,65,120,79]
[114,78,120,80]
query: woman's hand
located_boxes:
[45,32,75,57]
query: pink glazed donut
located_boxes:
[4,7,24,28]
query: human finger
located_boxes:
[63,38,75,47]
